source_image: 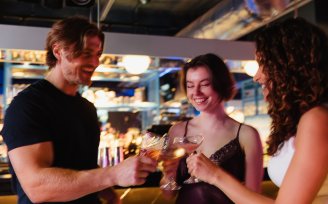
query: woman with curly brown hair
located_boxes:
[186,18,328,204]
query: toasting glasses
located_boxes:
[139,132,165,160]
[159,135,186,191]
[140,133,204,190]
[173,134,204,184]
[140,132,186,190]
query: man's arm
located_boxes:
[9,141,156,203]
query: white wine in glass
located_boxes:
[139,132,165,161]
[173,134,204,184]
[159,136,187,191]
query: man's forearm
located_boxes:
[23,167,114,203]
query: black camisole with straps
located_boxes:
[175,120,246,204]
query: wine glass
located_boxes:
[159,136,187,191]
[139,132,165,161]
[173,134,204,184]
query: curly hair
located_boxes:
[181,53,236,102]
[255,18,328,155]
[45,16,105,69]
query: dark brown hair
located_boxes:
[256,18,328,155]
[181,53,236,101]
[45,16,105,69]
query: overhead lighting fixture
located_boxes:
[122,55,151,75]
[140,0,151,5]
[65,0,95,7]
[243,60,259,77]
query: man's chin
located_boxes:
[83,82,92,87]
[79,81,92,86]
[80,79,93,86]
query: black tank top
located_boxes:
[176,121,245,204]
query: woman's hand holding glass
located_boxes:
[186,152,221,185]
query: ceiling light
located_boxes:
[122,55,151,75]
[243,60,259,77]
[65,0,95,7]
[69,0,93,6]
[140,0,150,5]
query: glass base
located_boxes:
[160,181,181,191]
[183,176,201,184]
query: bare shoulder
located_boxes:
[300,105,328,122]
[294,106,328,180]
[238,123,262,149]
[168,120,188,137]
[298,105,328,142]
[239,123,260,140]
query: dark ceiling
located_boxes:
[0,0,223,36]
[0,0,327,41]
[1,0,327,100]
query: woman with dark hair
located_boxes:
[187,18,328,203]
[161,53,263,204]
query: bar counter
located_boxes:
[0,187,176,204]
[0,163,279,204]
[0,182,278,204]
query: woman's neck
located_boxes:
[197,104,230,126]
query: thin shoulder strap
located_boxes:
[183,120,190,137]
[236,123,243,139]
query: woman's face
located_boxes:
[186,66,221,112]
[253,63,269,101]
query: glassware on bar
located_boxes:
[139,132,165,161]
[174,134,204,184]
[159,139,186,191]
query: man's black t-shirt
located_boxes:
[1,79,101,204]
